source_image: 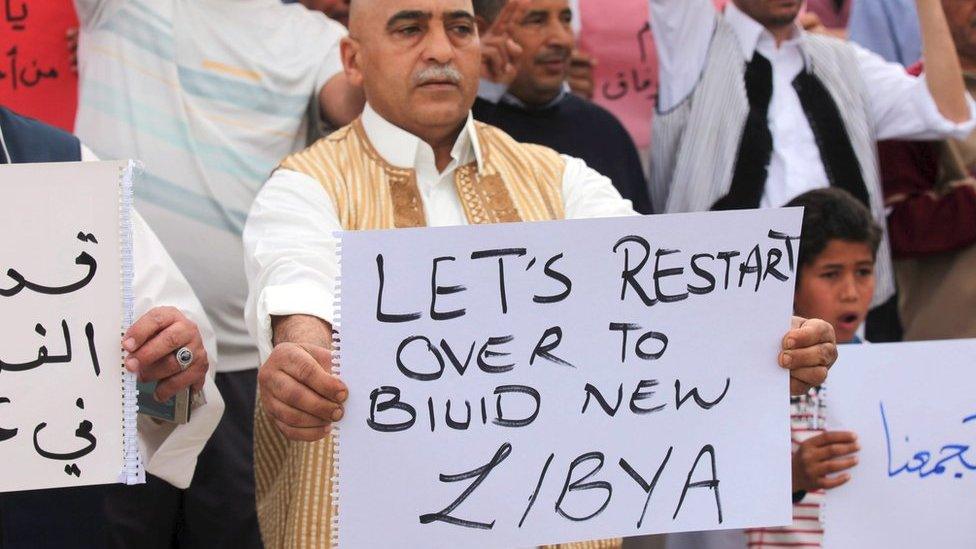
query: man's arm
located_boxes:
[127,209,226,489]
[310,16,365,128]
[649,0,717,112]
[859,1,976,141]
[319,72,365,128]
[244,169,348,441]
[915,0,969,123]
[259,314,346,442]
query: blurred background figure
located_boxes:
[71,0,362,546]
[878,0,976,341]
[649,0,975,344]
[473,0,653,213]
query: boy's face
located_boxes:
[794,240,876,344]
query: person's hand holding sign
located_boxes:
[479,0,528,86]
[781,317,838,396]
[792,431,860,491]
[259,315,347,441]
[123,306,209,402]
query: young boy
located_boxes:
[747,187,881,548]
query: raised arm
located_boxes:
[649,0,717,112]
[915,0,970,123]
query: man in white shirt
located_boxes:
[71,1,363,545]
[0,106,223,547]
[241,1,840,547]
[649,0,976,342]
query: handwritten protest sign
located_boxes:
[0,0,80,131]
[823,340,976,548]
[0,160,139,492]
[335,209,802,547]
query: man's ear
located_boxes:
[341,36,364,87]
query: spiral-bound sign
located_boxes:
[334,208,803,547]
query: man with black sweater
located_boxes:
[472,0,653,214]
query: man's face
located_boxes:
[300,0,351,27]
[507,0,574,105]
[345,0,481,137]
[943,0,976,63]
[794,240,876,345]
[733,0,803,29]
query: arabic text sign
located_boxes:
[578,0,656,149]
[823,340,976,549]
[0,161,126,492]
[336,209,801,548]
[0,0,80,132]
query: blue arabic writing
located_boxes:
[882,401,976,479]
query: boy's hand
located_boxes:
[792,431,860,492]
[780,317,837,395]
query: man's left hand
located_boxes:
[780,317,837,395]
[123,306,209,402]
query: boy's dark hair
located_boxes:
[472,0,507,23]
[785,187,882,272]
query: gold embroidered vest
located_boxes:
[254,118,620,549]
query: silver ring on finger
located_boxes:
[175,347,193,371]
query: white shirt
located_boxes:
[243,104,637,362]
[650,0,976,208]
[74,0,347,372]
[83,146,224,489]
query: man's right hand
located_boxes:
[480,0,528,86]
[258,342,348,442]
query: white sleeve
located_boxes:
[854,43,976,141]
[130,211,224,489]
[73,0,127,29]
[80,147,224,488]
[650,0,717,112]
[561,155,640,219]
[244,169,340,364]
[80,145,99,162]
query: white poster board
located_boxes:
[824,339,976,548]
[0,160,137,492]
[335,209,802,548]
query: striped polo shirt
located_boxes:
[73,0,346,371]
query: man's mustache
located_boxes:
[413,65,463,86]
[535,48,570,64]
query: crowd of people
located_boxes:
[0,0,974,548]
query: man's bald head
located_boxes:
[347,0,371,36]
[341,0,481,145]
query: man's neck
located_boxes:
[418,125,465,173]
[729,0,797,48]
[510,89,562,109]
[766,24,795,47]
